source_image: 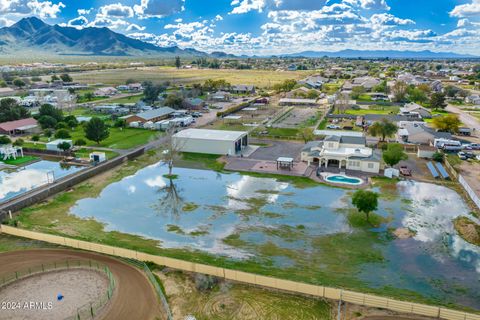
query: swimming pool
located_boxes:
[0,160,82,203]
[325,174,363,185]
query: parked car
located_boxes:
[463,143,480,150]
[458,151,476,160]
[327,125,341,129]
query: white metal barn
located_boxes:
[173,129,249,155]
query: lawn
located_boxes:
[322,81,343,94]
[107,94,144,104]
[35,127,160,150]
[356,94,372,102]
[345,105,399,116]
[22,142,46,150]
[74,148,119,160]
[70,67,312,88]
[0,155,39,165]
[255,127,300,139]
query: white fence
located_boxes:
[459,175,480,210]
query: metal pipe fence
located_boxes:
[0,259,116,320]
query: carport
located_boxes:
[276,157,294,170]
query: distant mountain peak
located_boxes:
[0,16,208,57]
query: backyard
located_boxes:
[12,151,480,312]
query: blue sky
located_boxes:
[0,0,479,55]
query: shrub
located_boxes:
[13,139,24,146]
[432,152,444,162]
[31,135,40,142]
[0,135,12,145]
[55,129,71,139]
[74,139,87,146]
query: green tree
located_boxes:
[31,135,40,142]
[38,115,57,129]
[297,127,315,143]
[430,93,446,110]
[13,78,26,88]
[175,56,181,69]
[0,135,12,145]
[273,79,297,92]
[432,114,461,133]
[350,86,366,99]
[84,117,110,145]
[392,81,408,102]
[143,81,166,104]
[59,74,72,82]
[83,92,94,101]
[74,138,87,146]
[0,98,30,122]
[164,94,184,109]
[352,190,379,223]
[372,80,388,93]
[407,87,427,103]
[13,138,24,146]
[38,104,63,122]
[57,141,71,152]
[382,143,407,167]
[368,118,397,142]
[55,129,71,139]
[51,75,60,81]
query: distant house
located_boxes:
[94,87,118,96]
[300,75,328,89]
[124,107,175,124]
[286,86,321,99]
[430,80,443,93]
[466,94,480,105]
[287,64,297,71]
[46,139,72,152]
[183,98,205,110]
[0,118,38,135]
[209,91,231,102]
[93,105,129,115]
[399,102,432,119]
[370,93,389,101]
[396,122,451,145]
[344,76,380,92]
[301,135,381,174]
[231,84,255,94]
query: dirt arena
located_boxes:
[0,249,164,320]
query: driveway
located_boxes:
[248,139,304,161]
[446,104,480,131]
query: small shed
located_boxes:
[384,168,400,178]
[89,152,106,163]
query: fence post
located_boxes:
[90,303,94,318]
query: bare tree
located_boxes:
[161,125,186,178]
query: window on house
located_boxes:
[368,163,374,169]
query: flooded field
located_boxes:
[0,161,82,203]
[69,162,480,309]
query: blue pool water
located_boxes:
[69,162,480,308]
[0,160,82,203]
[326,175,363,185]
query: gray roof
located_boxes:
[303,140,323,151]
[340,136,366,145]
[350,150,382,162]
[136,107,175,121]
[324,135,341,142]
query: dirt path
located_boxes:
[446,104,480,131]
[0,249,164,320]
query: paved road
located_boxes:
[446,104,480,131]
[0,249,164,320]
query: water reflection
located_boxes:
[0,161,82,202]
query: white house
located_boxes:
[172,129,249,155]
[301,135,381,173]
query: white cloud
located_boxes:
[98,3,134,18]
[63,16,88,29]
[343,0,390,10]
[0,0,65,18]
[0,16,14,27]
[370,13,414,26]
[450,0,480,18]
[87,17,130,30]
[134,0,185,18]
[230,0,266,14]
[214,14,223,21]
[77,8,92,15]
[126,23,146,31]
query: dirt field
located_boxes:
[0,269,109,320]
[0,249,164,320]
[69,67,311,88]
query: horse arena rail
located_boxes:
[0,258,116,320]
[1,225,479,320]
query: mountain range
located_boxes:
[282,49,478,59]
[0,17,205,57]
[0,17,477,59]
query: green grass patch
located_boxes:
[107,94,144,104]
[0,155,39,165]
[180,152,225,171]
